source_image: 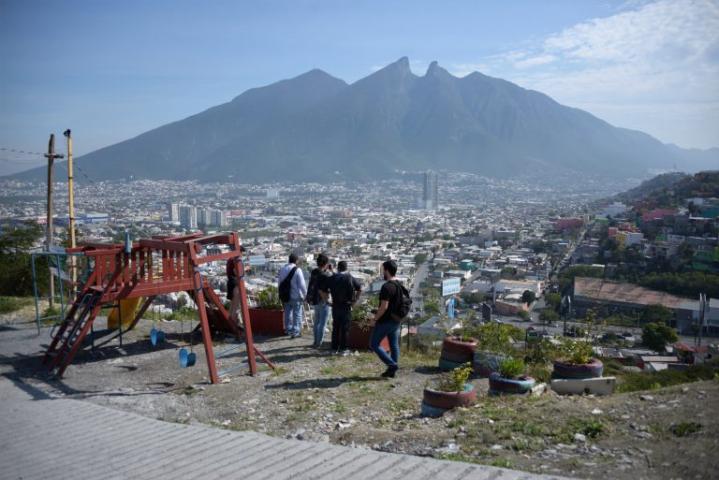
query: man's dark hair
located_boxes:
[316,253,329,267]
[337,260,348,272]
[383,259,398,276]
[289,253,298,264]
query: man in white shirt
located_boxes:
[277,253,307,338]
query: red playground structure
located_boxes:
[42,232,274,383]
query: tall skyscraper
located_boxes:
[168,203,180,222]
[422,171,438,210]
[179,205,197,229]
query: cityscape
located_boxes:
[1,1,718,480]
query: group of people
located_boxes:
[277,253,407,378]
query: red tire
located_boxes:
[422,384,477,410]
[553,358,604,379]
[442,336,478,357]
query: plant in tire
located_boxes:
[489,357,536,394]
[422,363,477,416]
[553,339,603,379]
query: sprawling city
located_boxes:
[1,2,717,480]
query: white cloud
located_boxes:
[450,0,719,148]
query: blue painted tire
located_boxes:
[438,357,466,372]
[488,373,536,394]
[553,358,603,379]
[420,401,448,418]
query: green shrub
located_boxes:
[642,322,678,352]
[671,422,702,437]
[256,286,282,309]
[499,357,525,378]
[617,362,718,392]
[458,323,523,355]
[559,339,594,364]
[0,296,32,314]
[437,363,473,392]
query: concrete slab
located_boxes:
[550,376,616,396]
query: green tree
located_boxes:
[545,292,562,311]
[521,290,536,305]
[539,309,559,325]
[641,304,673,325]
[642,322,678,352]
[0,221,48,296]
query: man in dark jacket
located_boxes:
[306,253,333,348]
[325,260,361,356]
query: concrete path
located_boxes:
[0,377,570,480]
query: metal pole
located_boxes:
[64,129,77,294]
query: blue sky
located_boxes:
[1,0,717,175]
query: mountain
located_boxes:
[8,57,718,182]
[613,170,719,209]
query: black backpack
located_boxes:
[305,269,322,306]
[390,280,412,321]
[278,267,297,303]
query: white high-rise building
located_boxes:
[422,171,438,210]
[210,209,228,227]
[168,203,180,222]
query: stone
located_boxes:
[639,394,654,401]
[574,433,587,443]
[591,408,603,415]
[550,377,616,396]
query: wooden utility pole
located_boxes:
[45,134,64,308]
[64,129,77,292]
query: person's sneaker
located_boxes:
[381,366,398,378]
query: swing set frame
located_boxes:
[43,231,274,383]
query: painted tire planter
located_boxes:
[473,351,508,377]
[248,308,285,336]
[348,324,390,351]
[489,373,536,395]
[553,358,604,379]
[421,383,477,417]
[438,336,477,370]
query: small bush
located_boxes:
[617,362,718,393]
[256,286,282,309]
[437,363,473,392]
[559,339,593,365]
[499,357,525,378]
[670,422,701,437]
[642,322,678,352]
[0,296,32,314]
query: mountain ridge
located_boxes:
[7,58,718,182]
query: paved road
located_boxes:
[0,376,569,480]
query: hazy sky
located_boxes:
[1,0,717,175]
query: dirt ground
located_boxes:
[1,312,717,480]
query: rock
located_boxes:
[681,387,689,393]
[591,408,603,415]
[490,444,503,450]
[574,433,587,443]
[639,394,654,401]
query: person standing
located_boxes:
[370,259,411,378]
[327,260,361,355]
[306,253,333,348]
[277,253,307,338]
[226,245,247,327]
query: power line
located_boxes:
[0,147,46,156]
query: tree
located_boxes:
[0,221,47,296]
[414,253,428,264]
[641,304,673,325]
[642,322,678,352]
[521,290,536,305]
[518,310,530,321]
[539,309,559,325]
[545,292,562,311]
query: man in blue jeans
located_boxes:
[277,253,307,338]
[370,259,404,378]
[306,253,333,348]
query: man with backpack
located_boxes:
[325,260,361,355]
[369,259,412,378]
[277,253,307,338]
[306,253,333,348]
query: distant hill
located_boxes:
[614,170,719,209]
[8,57,719,182]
